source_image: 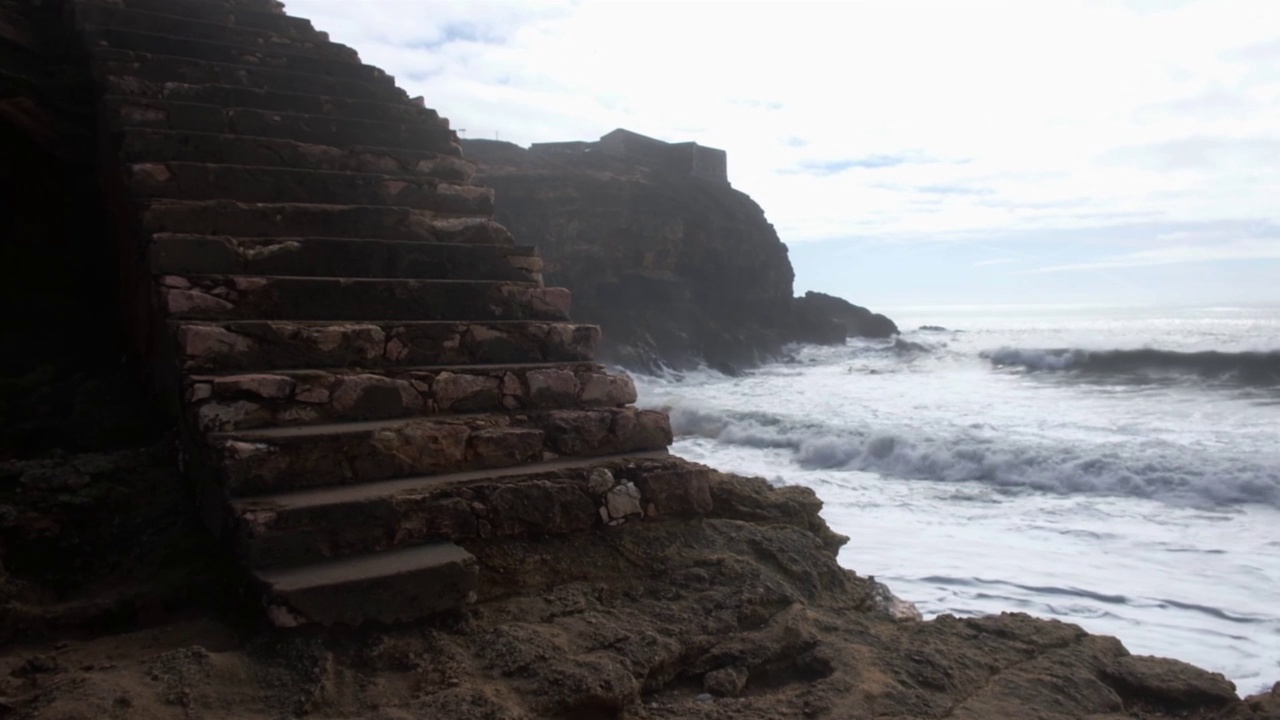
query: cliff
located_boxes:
[461,138,897,374]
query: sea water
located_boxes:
[633,304,1280,695]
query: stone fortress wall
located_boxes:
[531,128,729,184]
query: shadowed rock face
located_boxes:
[463,139,897,375]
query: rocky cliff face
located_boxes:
[462,139,897,374]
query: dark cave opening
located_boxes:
[0,0,161,460]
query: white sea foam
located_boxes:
[656,401,1280,508]
[634,304,1280,694]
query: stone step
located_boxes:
[206,407,673,497]
[74,3,357,62]
[141,200,512,243]
[183,362,637,432]
[104,76,434,125]
[149,233,540,282]
[93,48,409,104]
[80,25,388,83]
[86,0,315,36]
[104,97,456,153]
[157,274,570,322]
[233,452,700,569]
[173,319,601,372]
[126,162,492,216]
[119,129,471,181]
[256,541,477,627]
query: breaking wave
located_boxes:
[982,347,1280,387]
[663,403,1280,509]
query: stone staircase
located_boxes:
[66,0,692,626]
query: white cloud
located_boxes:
[279,0,1280,302]
[973,258,1017,268]
[1031,237,1280,273]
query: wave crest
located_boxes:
[982,347,1280,386]
[663,403,1280,509]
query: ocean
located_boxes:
[632,304,1280,696]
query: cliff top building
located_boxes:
[531,128,730,184]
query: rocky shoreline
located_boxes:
[3,447,1278,719]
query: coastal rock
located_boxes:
[1,455,1274,720]
[869,578,924,622]
[793,291,898,339]
[462,138,897,374]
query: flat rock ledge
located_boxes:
[1,464,1276,720]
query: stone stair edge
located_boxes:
[235,450,676,510]
[162,272,544,285]
[234,451,710,572]
[80,0,304,26]
[148,232,535,253]
[183,362,637,433]
[90,47,412,103]
[103,95,449,138]
[124,157,477,186]
[254,540,478,627]
[76,23,384,80]
[207,406,661,441]
[72,1,356,59]
[185,360,608,380]
[103,77,440,125]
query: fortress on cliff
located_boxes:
[531,128,730,184]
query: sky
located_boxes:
[284,0,1280,309]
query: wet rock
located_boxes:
[869,578,923,622]
[1103,655,1239,710]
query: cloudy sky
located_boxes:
[285,0,1280,309]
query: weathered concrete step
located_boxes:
[74,3,357,61]
[142,200,512,244]
[104,77,435,125]
[92,48,410,104]
[120,130,471,181]
[80,25,388,82]
[157,274,570,322]
[207,407,673,496]
[149,233,539,281]
[173,319,600,372]
[105,97,455,153]
[128,162,493,215]
[184,362,637,432]
[86,0,315,36]
[234,452,710,569]
[256,541,477,627]
[104,97,452,154]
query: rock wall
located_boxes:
[462,139,897,374]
